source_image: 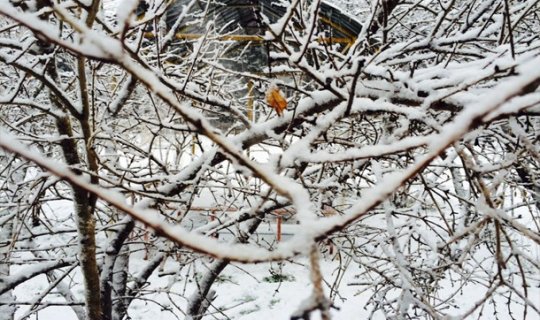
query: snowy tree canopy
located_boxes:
[0,0,539,319]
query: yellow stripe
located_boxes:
[318,16,355,40]
[173,33,354,45]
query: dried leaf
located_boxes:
[266,85,287,116]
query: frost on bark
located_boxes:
[186,260,227,320]
[100,216,134,320]
[111,246,129,320]
[0,211,15,320]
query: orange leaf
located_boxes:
[266,86,287,116]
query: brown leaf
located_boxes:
[266,86,287,116]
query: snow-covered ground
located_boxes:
[12,251,540,319]
[11,255,375,319]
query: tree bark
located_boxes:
[0,210,15,320]
[55,115,102,320]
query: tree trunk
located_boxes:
[0,211,15,320]
[55,115,102,320]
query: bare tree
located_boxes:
[0,0,539,319]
